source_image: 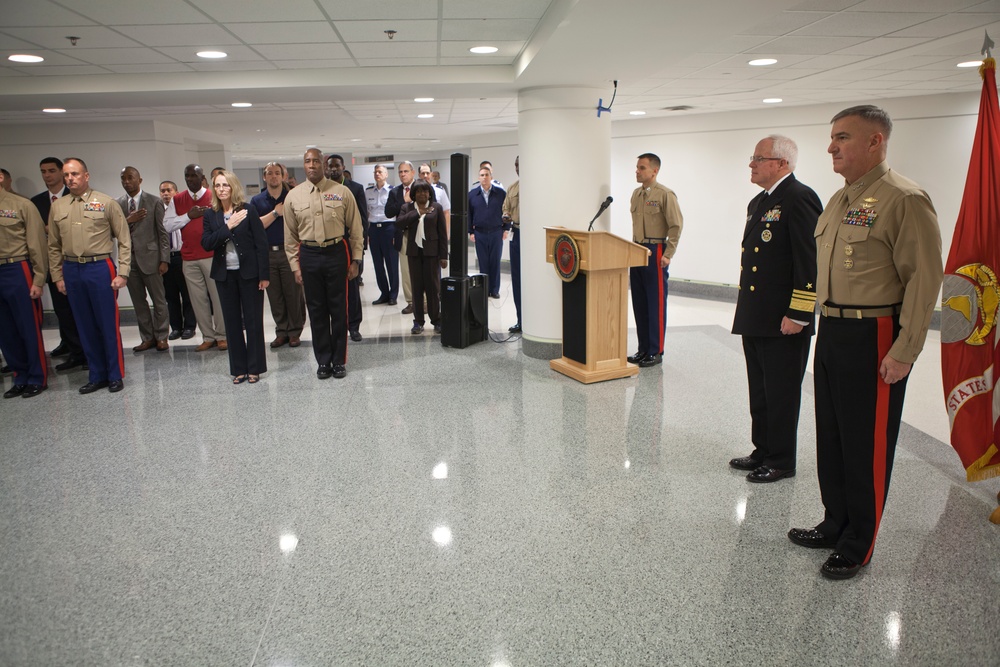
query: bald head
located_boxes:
[303,148,324,185]
[121,166,142,197]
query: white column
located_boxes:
[518,86,612,359]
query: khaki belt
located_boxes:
[64,253,112,264]
[639,238,665,244]
[0,255,27,264]
[301,237,343,248]
[821,304,901,319]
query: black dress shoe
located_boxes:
[372,296,390,305]
[51,343,69,357]
[349,330,362,342]
[317,364,333,380]
[821,552,863,580]
[747,465,795,483]
[627,351,647,364]
[181,328,196,340]
[56,357,86,371]
[3,385,26,399]
[489,293,500,299]
[332,364,346,379]
[388,299,397,306]
[108,379,124,393]
[638,354,663,368]
[788,527,838,549]
[729,456,761,471]
[21,384,46,398]
[168,330,182,340]
[508,324,522,333]
[0,365,10,374]
[79,381,110,394]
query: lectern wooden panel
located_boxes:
[544,227,650,384]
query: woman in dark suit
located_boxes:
[201,170,269,384]
[396,181,448,334]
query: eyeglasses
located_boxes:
[750,156,783,163]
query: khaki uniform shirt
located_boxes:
[283,178,364,273]
[48,189,131,282]
[502,180,519,227]
[0,189,48,287]
[816,161,943,363]
[630,181,683,259]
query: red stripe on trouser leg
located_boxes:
[342,239,350,364]
[656,244,665,354]
[864,316,894,565]
[106,259,125,379]
[19,261,48,386]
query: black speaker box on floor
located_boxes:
[441,274,488,348]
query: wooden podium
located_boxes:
[544,227,650,384]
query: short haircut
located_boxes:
[0,168,10,180]
[419,163,432,172]
[408,181,436,203]
[40,157,63,169]
[398,160,414,170]
[160,180,177,190]
[637,153,661,170]
[210,170,247,211]
[479,161,492,168]
[64,157,88,172]
[374,164,387,174]
[326,154,345,164]
[832,105,893,140]
[122,165,140,177]
[767,135,798,171]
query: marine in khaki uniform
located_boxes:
[627,153,683,368]
[284,148,364,380]
[0,181,49,398]
[502,156,522,333]
[788,106,943,580]
[48,157,132,394]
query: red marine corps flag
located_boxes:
[941,37,1000,506]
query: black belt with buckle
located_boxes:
[370,222,392,228]
[821,303,901,319]
[64,253,112,264]
[0,255,27,265]
[269,245,282,252]
[301,237,343,248]
[170,250,182,257]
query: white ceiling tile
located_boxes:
[962,0,1000,10]
[788,0,861,11]
[739,11,833,37]
[747,36,869,54]
[441,19,537,41]
[156,45,266,62]
[228,22,340,44]
[102,64,193,74]
[200,0,328,22]
[23,65,112,76]
[834,36,929,55]
[8,26,142,49]
[1,1,97,27]
[255,44,351,60]
[52,47,176,65]
[0,36,49,50]
[353,57,439,67]
[786,54,869,68]
[794,12,942,37]
[273,59,357,69]
[123,24,241,48]
[348,42,437,59]
[890,13,1000,37]
[334,20,439,42]
[439,56,513,65]
[443,0,552,19]
[851,0,982,11]
[1,51,89,66]
[439,41,522,57]
[752,68,825,80]
[187,60,276,72]
[74,0,208,25]
[315,2,437,20]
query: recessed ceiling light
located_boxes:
[748,58,777,66]
[231,102,252,108]
[629,110,646,116]
[957,60,983,68]
[469,46,498,54]
[351,138,361,142]
[43,108,66,113]
[414,97,434,103]
[762,98,783,104]
[417,114,434,119]
[196,50,227,59]
[9,54,44,63]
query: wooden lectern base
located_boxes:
[550,357,639,384]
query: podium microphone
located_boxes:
[587,196,614,231]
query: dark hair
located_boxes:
[637,153,661,169]
[0,168,10,180]
[409,181,436,203]
[326,154,345,164]
[831,105,893,140]
[160,180,177,190]
[64,157,88,171]
[40,157,63,169]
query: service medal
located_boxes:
[761,229,772,242]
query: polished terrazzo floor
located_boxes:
[1,272,997,666]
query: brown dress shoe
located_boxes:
[156,340,169,352]
[289,336,301,348]
[270,336,289,349]
[132,340,155,352]
[195,340,217,352]
[401,303,414,315]
[217,340,228,351]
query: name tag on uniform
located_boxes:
[843,208,877,227]
[323,194,343,202]
[761,207,781,222]
[84,202,106,212]
[0,209,19,219]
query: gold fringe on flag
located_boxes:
[979,57,996,79]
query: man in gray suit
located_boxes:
[118,166,170,352]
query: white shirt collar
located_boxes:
[765,173,792,196]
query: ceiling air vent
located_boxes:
[662,105,694,112]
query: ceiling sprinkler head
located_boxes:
[384,30,397,40]
[67,36,80,46]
